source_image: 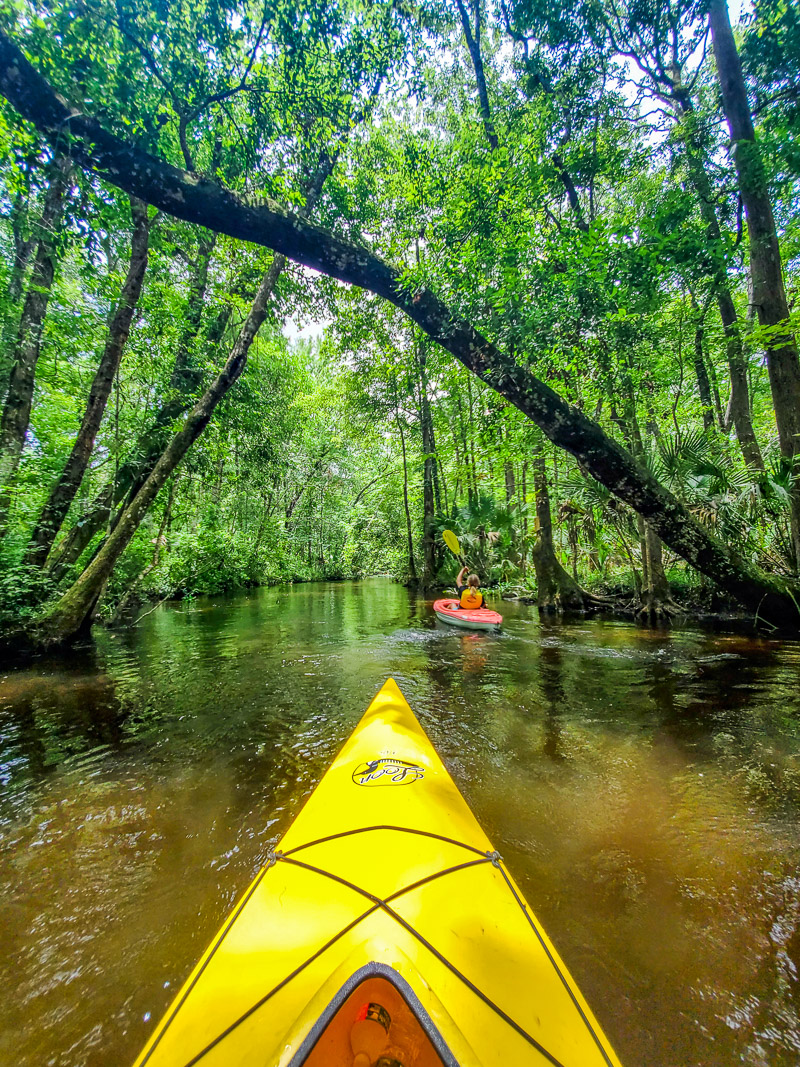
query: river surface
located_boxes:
[1,578,799,1067]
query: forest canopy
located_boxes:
[0,0,798,643]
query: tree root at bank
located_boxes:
[530,536,608,612]
[637,592,684,620]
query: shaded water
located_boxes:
[1,578,800,1067]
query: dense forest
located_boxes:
[0,0,798,645]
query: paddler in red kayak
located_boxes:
[455,566,486,609]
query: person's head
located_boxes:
[467,573,480,588]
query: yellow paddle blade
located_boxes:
[443,529,461,556]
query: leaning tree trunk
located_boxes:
[0,155,70,533]
[24,197,151,568]
[530,436,592,611]
[709,0,800,568]
[2,34,798,623]
[44,232,218,580]
[34,256,285,645]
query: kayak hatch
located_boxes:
[133,678,621,1067]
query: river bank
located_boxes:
[499,565,779,630]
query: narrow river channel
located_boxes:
[1,578,799,1066]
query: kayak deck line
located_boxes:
[145,835,609,1067]
[140,842,491,1067]
[274,827,615,1066]
[133,679,622,1067]
[180,855,500,1067]
[274,852,575,1067]
[164,843,573,1067]
[279,823,496,860]
[280,833,617,1067]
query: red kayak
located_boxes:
[433,597,503,631]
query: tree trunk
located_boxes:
[3,36,798,622]
[640,522,674,619]
[417,338,438,587]
[439,457,450,516]
[530,436,591,611]
[44,232,218,579]
[709,0,800,566]
[705,347,725,430]
[466,376,479,500]
[1,191,35,373]
[396,415,417,582]
[628,391,676,615]
[24,197,151,568]
[718,289,763,471]
[34,255,284,644]
[674,114,763,468]
[455,390,476,506]
[504,460,516,503]
[692,312,716,433]
[454,0,499,150]
[0,155,70,532]
[636,511,649,593]
[521,460,528,536]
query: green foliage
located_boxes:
[0,0,798,628]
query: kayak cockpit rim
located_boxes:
[286,962,459,1067]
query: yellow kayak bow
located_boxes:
[134,679,621,1067]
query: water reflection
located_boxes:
[539,620,567,763]
[1,579,799,1066]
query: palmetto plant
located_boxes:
[651,431,750,500]
[560,473,639,574]
[650,433,797,572]
[561,432,798,580]
[752,453,800,573]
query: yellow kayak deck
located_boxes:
[134,679,621,1067]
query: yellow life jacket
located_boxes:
[460,587,483,609]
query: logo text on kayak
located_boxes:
[352,758,425,786]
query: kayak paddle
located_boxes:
[443,529,468,568]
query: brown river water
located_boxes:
[1,578,799,1067]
